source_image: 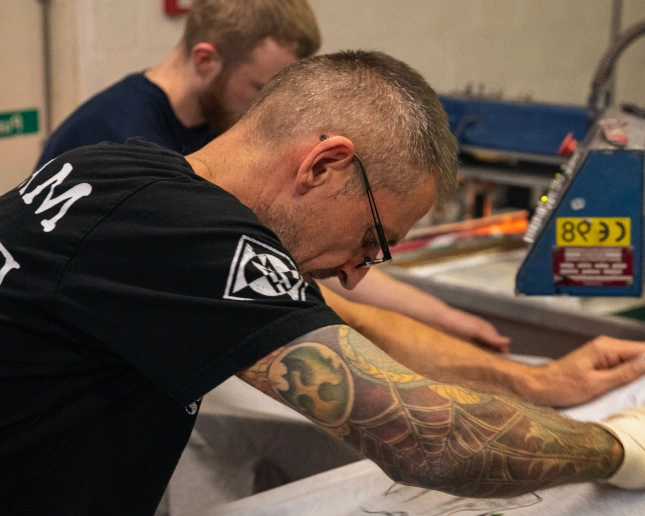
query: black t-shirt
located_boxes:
[35,73,214,169]
[0,140,342,515]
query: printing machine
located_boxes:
[161,22,645,516]
[517,106,645,297]
[386,21,645,357]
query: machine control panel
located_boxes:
[516,106,645,296]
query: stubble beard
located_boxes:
[257,205,340,282]
[197,72,239,136]
[254,202,342,283]
[254,201,306,268]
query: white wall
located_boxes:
[5,0,645,183]
[72,0,186,113]
[0,0,46,194]
[614,0,645,107]
[60,0,645,113]
[310,0,645,106]
[50,0,80,131]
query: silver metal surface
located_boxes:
[386,249,645,357]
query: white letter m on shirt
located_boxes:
[19,161,92,233]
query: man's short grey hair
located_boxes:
[244,50,458,200]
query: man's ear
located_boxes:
[295,136,356,195]
[191,43,223,86]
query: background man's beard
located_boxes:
[198,75,238,135]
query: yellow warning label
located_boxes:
[555,217,631,247]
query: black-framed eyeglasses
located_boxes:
[320,135,392,268]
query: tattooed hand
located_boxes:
[238,325,624,497]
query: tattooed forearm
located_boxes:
[238,325,623,497]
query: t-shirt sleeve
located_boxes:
[54,179,343,406]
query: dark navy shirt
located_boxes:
[36,73,214,169]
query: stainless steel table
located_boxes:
[386,248,645,357]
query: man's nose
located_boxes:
[337,260,370,290]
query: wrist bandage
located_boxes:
[598,407,645,489]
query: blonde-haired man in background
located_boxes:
[36,0,320,167]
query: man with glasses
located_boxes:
[35,0,320,168]
[1,51,643,515]
[319,132,510,350]
[33,0,509,352]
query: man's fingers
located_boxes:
[613,344,645,362]
[597,355,645,391]
[485,334,511,346]
[476,322,510,345]
[476,333,511,353]
[482,343,509,353]
[495,334,512,345]
[591,336,645,362]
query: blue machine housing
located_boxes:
[516,148,644,296]
[440,95,593,158]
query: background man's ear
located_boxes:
[191,43,223,86]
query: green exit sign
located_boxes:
[0,109,39,139]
